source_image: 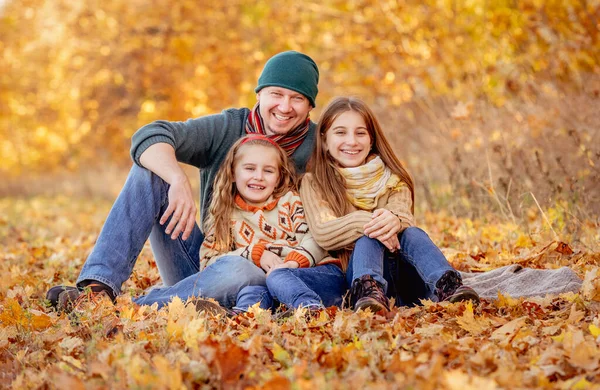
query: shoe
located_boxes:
[350,275,390,313]
[435,271,480,303]
[193,298,239,317]
[446,286,480,303]
[46,282,116,313]
[46,285,79,308]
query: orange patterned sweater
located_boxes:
[199,191,338,271]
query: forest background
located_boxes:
[1,0,600,389]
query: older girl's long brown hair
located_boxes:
[203,137,297,252]
[307,96,415,218]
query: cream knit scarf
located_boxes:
[338,156,404,211]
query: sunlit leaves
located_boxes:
[1,196,600,387]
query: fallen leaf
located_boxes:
[456,302,490,336]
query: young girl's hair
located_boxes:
[203,135,297,252]
[308,96,415,217]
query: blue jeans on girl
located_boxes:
[235,263,346,311]
[76,164,266,308]
[347,227,459,306]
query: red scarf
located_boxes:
[245,103,310,156]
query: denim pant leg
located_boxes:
[77,164,203,296]
[345,236,387,291]
[133,255,267,309]
[235,286,274,311]
[267,264,346,309]
[394,227,458,301]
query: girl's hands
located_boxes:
[260,251,283,273]
[380,235,400,252]
[266,261,299,276]
[363,209,401,251]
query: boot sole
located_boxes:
[355,297,389,313]
[448,290,480,303]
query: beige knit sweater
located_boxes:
[199,191,338,271]
[299,173,414,254]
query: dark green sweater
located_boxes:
[130,108,316,226]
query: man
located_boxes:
[46,51,319,311]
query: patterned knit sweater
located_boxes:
[130,108,316,225]
[299,173,414,268]
[199,191,338,271]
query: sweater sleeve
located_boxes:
[383,185,415,231]
[282,194,330,267]
[299,174,373,251]
[130,108,248,169]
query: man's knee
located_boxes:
[216,256,267,287]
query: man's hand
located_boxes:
[260,251,283,273]
[363,209,401,251]
[139,143,198,241]
[266,261,299,276]
[161,175,197,240]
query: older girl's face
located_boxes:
[324,110,372,168]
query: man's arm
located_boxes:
[139,143,197,241]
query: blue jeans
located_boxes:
[236,264,347,310]
[134,255,267,308]
[347,227,459,306]
[76,164,265,307]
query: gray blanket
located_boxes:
[460,264,582,299]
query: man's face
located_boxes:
[257,87,313,136]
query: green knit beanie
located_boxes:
[255,51,319,107]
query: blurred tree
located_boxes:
[0,0,598,178]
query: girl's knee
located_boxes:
[355,235,385,250]
[266,268,290,285]
[401,226,427,241]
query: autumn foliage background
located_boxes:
[1,0,600,389]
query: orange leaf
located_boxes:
[262,376,291,390]
[214,340,250,385]
[555,242,574,255]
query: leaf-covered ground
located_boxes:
[1,196,599,389]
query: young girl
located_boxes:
[300,97,479,313]
[197,134,345,312]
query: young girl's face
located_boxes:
[234,144,281,206]
[324,110,372,168]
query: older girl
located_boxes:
[300,97,478,313]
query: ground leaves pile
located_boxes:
[1,196,599,389]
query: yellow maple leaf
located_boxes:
[515,234,533,248]
[456,301,490,336]
[589,324,600,338]
[166,319,183,339]
[153,355,183,389]
[183,317,209,351]
[272,343,292,367]
[490,316,527,342]
[495,292,519,308]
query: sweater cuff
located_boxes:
[132,135,175,165]
[284,251,310,268]
[251,244,267,267]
